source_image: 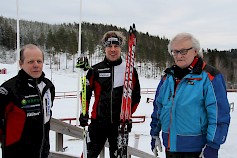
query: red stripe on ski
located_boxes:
[120,24,136,123]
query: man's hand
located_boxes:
[199,145,218,158]
[151,136,162,157]
[76,57,90,71]
[127,119,132,132]
[79,113,89,127]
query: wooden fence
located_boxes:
[49,118,156,158]
[55,88,237,99]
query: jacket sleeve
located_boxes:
[205,73,230,149]
[0,87,10,141]
[0,86,25,145]
[0,87,13,123]
[131,68,141,114]
[0,87,11,109]
[150,77,165,137]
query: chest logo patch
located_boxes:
[187,81,194,85]
[99,73,111,77]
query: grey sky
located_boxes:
[0,0,236,50]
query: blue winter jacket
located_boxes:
[150,59,230,152]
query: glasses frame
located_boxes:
[171,47,193,56]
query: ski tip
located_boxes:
[130,24,136,30]
[129,23,136,34]
[132,23,135,29]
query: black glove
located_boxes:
[83,57,90,71]
[126,119,132,132]
[76,57,90,71]
[76,57,85,68]
[79,113,89,127]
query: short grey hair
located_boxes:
[168,32,203,58]
[20,44,44,62]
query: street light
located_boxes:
[16,0,20,72]
[76,0,83,127]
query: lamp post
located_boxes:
[76,0,82,127]
[16,0,20,71]
[50,47,55,81]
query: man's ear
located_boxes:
[19,60,23,68]
[194,50,198,56]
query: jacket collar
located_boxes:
[18,69,45,84]
[103,56,122,67]
[165,57,204,76]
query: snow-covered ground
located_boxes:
[0,61,236,158]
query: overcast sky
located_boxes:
[0,0,236,50]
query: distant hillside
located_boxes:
[1,16,237,88]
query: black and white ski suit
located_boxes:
[85,57,141,158]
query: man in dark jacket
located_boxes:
[0,44,55,158]
[79,31,141,158]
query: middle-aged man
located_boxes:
[0,44,55,158]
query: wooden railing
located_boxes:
[55,88,237,99]
[55,88,157,99]
[59,115,146,125]
[49,118,156,158]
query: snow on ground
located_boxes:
[0,62,236,157]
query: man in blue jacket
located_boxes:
[150,32,230,158]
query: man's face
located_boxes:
[105,44,121,61]
[171,39,197,69]
[19,47,43,78]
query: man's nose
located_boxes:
[111,46,116,51]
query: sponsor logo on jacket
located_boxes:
[27,112,40,117]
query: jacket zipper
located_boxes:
[36,80,45,158]
[110,66,114,123]
[167,76,183,151]
[167,94,175,151]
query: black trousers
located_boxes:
[3,143,48,158]
[166,151,201,158]
[87,119,119,158]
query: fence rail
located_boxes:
[55,88,237,99]
[59,115,146,125]
[55,88,157,99]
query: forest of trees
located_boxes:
[0,16,237,88]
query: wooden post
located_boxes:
[134,134,140,149]
[56,132,63,152]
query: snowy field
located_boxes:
[0,61,236,158]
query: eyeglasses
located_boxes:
[171,47,193,56]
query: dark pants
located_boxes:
[87,119,119,158]
[166,151,201,158]
[2,131,50,158]
[3,142,46,158]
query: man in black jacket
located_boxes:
[0,44,55,158]
[79,31,141,158]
